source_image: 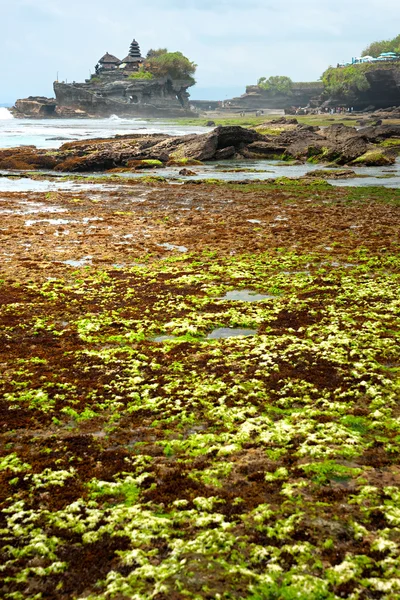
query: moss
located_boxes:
[126,159,164,169]
[166,158,204,166]
[352,150,396,166]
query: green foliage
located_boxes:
[321,64,372,98]
[146,48,168,58]
[145,50,196,82]
[128,68,154,80]
[362,33,400,57]
[257,75,293,95]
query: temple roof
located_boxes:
[129,39,142,59]
[99,52,121,64]
[121,54,142,64]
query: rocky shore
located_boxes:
[1,123,399,172]
[0,174,399,599]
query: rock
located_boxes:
[282,129,326,160]
[214,125,264,148]
[305,169,357,179]
[206,121,216,127]
[351,149,397,166]
[323,123,359,143]
[2,123,399,172]
[53,77,194,118]
[126,159,164,169]
[357,124,400,142]
[13,97,57,118]
[337,137,369,163]
[214,146,236,160]
[166,158,203,167]
[244,141,287,158]
[179,168,198,176]
[270,117,298,125]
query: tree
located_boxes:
[321,65,370,99]
[257,76,293,95]
[146,48,168,59]
[145,51,197,82]
[362,34,400,57]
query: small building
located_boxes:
[95,53,121,74]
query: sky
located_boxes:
[1,0,400,103]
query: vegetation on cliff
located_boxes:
[257,75,293,95]
[321,64,371,98]
[321,61,399,100]
[362,33,400,57]
[128,68,154,80]
[145,49,197,83]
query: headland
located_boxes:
[12,39,195,119]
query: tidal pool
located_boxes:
[207,327,257,339]
[220,289,275,302]
[1,157,400,191]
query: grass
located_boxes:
[168,113,368,129]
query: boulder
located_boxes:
[304,169,357,180]
[357,124,400,142]
[179,168,198,176]
[214,146,236,160]
[351,148,397,166]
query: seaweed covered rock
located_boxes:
[1,124,399,172]
[351,148,397,166]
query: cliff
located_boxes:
[324,66,400,110]
[12,97,57,118]
[225,82,324,110]
[11,96,91,119]
[53,75,194,117]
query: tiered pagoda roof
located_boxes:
[128,39,143,61]
[121,54,140,65]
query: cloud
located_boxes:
[1,0,400,101]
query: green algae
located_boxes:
[1,205,400,598]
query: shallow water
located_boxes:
[158,242,188,253]
[62,256,93,267]
[153,327,258,342]
[207,328,257,339]
[0,113,210,149]
[1,106,399,189]
[0,175,122,193]
[1,157,399,192]
[220,289,275,301]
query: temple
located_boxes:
[95,52,121,74]
[52,36,195,117]
[96,40,144,76]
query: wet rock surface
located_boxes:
[1,123,400,172]
[0,177,399,599]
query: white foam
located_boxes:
[0,107,14,120]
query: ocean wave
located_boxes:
[0,107,14,120]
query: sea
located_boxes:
[0,107,207,149]
[1,107,399,188]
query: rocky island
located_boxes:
[12,39,196,119]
